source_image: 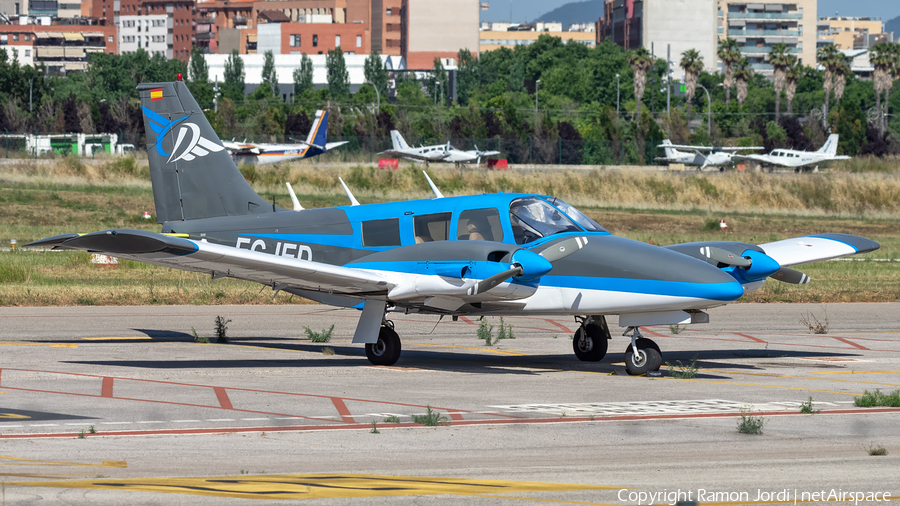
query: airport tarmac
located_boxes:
[0,303,898,505]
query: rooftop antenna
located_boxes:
[338,177,360,206]
[285,182,304,211]
[422,171,444,198]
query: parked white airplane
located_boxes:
[379,130,500,166]
[221,110,348,165]
[734,134,850,171]
[656,140,763,170]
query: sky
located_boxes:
[480,0,899,24]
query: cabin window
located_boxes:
[362,218,401,247]
[509,197,580,245]
[457,208,504,242]
[414,212,451,243]
[542,197,607,232]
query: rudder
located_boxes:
[390,130,410,151]
[139,81,270,222]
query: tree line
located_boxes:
[0,38,897,162]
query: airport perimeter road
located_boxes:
[0,303,898,505]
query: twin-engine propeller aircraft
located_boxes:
[379,130,500,166]
[656,140,764,170]
[221,110,348,165]
[733,134,850,172]
[27,79,880,375]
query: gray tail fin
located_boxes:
[390,130,410,150]
[139,81,270,223]
[817,134,839,157]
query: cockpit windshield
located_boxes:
[542,197,607,233]
[509,197,581,244]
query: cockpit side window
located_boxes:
[509,197,581,245]
[457,208,503,242]
[413,212,451,243]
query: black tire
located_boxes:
[573,324,609,362]
[365,326,401,366]
[625,347,662,376]
[624,338,660,357]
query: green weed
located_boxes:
[383,415,400,423]
[214,316,231,343]
[496,317,515,340]
[737,408,766,435]
[304,324,334,343]
[77,429,86,439]
[666,356,700,379]
[321,346,335,355]
[88,425,96,434]
[669,324,685,334]
[370,421,380,434]
[867,444,888,456]
[799,397,820,414]
[477,318,494,346]
[412,405,449,427]
[191,326,209,344]
[854,389,900,408]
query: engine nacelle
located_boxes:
[728,249,781,283]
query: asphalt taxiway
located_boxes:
[0,303,898,504]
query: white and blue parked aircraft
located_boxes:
[221,110,348,165]
[733,134,851,171]
[379,130,500,166]
[656,140,764,170]
[28,78,880,375]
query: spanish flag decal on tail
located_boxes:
[150,88,163,101]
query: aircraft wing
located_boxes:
[377,150,445,162]
[661,144,714,151]
[27,229,395,296]
[325,141,349,151]
[757,233,880,267]
[221,140,261,155]
[719,146,764,151]
[478,151,501,157]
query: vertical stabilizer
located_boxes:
[661,139,680,159]
[390,130,410,151]
[304,110,329,155]
[817,134,839,157]
[139,81,269,222]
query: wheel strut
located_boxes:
[624,326,644,357]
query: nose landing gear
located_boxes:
[623,326,662,376]
[365,321,402,366]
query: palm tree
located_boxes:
[627,47,654,120]
[870,42,895,134]
[733,58,754,106]
[818,45,842,123]
[832,56,852,105]
[718,38,742,105]
[767,44,793,121]
[784,61,802,117]
[680,49,704,121]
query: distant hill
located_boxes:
[886,15,900,38]
[532,0,603,27]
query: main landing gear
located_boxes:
[365,321,402,366]
[571,316,662,375]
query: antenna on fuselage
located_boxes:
[422,171,444,198]
[338,177,360,206]
[285,182,304,211]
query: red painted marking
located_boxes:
[446,410,465,421]
[829,336,870,351]
[459,317,475,325]
[331,397,355,423]
[733,332,767,344]
[639,327,667,338]
[4,408,899,439]
[544,319,571,332]
[214,387,233,410]
[101,377,114,398]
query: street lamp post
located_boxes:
[535,79,540,114]
[697,83,711,139]
[615,73,620,118]
[365,80,380,114]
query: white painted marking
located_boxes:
[3,425,23,428]
[275,417,304,420]
[100,422,132,425]
[489,399,842,417]
[241,418,268,421]
[171,420,201,423]
[207,419,235,422]
[29,424,60,427]
[137,421,165,424]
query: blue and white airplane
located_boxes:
[27,78,880,375]
[220,110,348,165]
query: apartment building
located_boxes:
[256,17,368,55]
[0,17,115,73]
[480,22,596,53]
[817,17,891,50]
[401,0,478,68]
[117,14,167,56]
[93,0,194,60]
[718,0,816,75]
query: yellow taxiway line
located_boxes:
[0,455,126,468]
[0,343,76,347]
[83,337,152,341]
[407,342,525,356]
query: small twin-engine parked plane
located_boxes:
[656,140,763,170]
[733,134,850,171]
[221,110,348,165]
[28,79,880,375]
[379,130,500,166]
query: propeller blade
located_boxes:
[476,156,481,166]
[770,267,810,284]
[700,246,751,268]
[467,265,524,296]
[540,237,588,263]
